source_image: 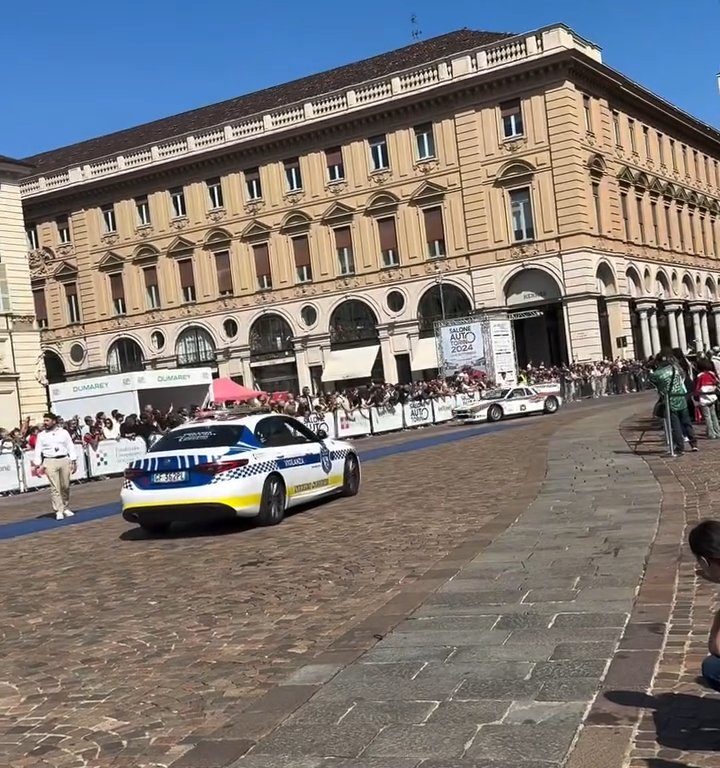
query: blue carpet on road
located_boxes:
[0,420,521,541]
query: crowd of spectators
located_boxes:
[0,357,666,453]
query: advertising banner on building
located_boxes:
[436,319,486,377]
[488,317,518,386]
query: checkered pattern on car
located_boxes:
[122,479,133,490]
[209,459,279,484]
[331,449,351,461]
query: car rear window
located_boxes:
[148,425,247,452]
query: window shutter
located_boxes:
[325,147,342,166]
[179,259,194,288]
[423,207,445,242]
[333,227,352,250]
[292,236,311,268]
[143,266,158,288]
[253,243,271,275]
[378,218,398,250]
[215,251,233,293]
[33,288,47,321]
[110,273,124,300]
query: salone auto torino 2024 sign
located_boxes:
[435,313,519,385]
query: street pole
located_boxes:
[436,271,446,320]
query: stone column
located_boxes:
[712,304,720,347]
[701,310,711,351]
[292,345,313,392]
[676,308,688,353]
[690,305,703,352]
[665,305,679,349]
[648,310,661,355]
[638,307,652,359]
[377,327,398,384]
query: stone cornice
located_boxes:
[20,26,600,201]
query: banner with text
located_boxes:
[87,438,148,477]
[437,319,486,377]
[335,409,372,439]
[403,401,434,428]
[370,405,405,434]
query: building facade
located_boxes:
[19,25,720,393]
[0,155,47,424]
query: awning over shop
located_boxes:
[410,337,439,371]
[321,345,379,382]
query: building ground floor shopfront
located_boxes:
[41,249,720,395]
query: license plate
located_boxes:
[151,471,187,484]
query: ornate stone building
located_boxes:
[19,24,720,392]
[0,155,47,423]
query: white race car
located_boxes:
[452,386,561,424]
[121,412,360,533]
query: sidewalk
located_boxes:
[170,400,664,768]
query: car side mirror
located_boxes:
[316,428,328,441]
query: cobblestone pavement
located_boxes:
[0,401,630,768]
[227,399,664,768]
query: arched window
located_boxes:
[176,327,216,366]
[596,263,617,296]
[249,314,294,359]
[107,338,144,374]
[329,300,378,346]
[43,350,66,384]
[626,268,642,298]
[417,284,471,336]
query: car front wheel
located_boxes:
[543,396,559,414]
[487,404,503,422]
[257,474,286,526]
[341,454,361,497]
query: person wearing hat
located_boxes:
[32,412,77,520]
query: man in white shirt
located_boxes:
[33,413,77,521]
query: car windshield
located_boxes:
[482,389,510,400]
[148,425,247,452]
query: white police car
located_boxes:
[452,386,561,424]
[121,411,360,533]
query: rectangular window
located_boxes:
[694,150,700,180]
[664,204,673,248]
[657,132,665,166]
[705,156,710,185]
[109,273,126,316]
[0,266,9,313]
[582,94,592,133]
[135,196,151,226]
[292,235,312,283]
[253,243,272,290]
[334,227,355,275]
[65,282,81,324]
[612,111,621,146]
[214,250,233,295]
[57,216,71,244]
[670,139,677,171]
[423,206,447,257]
[636,196,645,242]
[245,168,262,200]
[325,147,345,182]
[592,182,602,232]
[643,126,650,159]
[170,188,186,218]
[509,188,535,242]
[369,135,390,171]
[378,217,399,267]
[677,207,686,250]
[207,178,224,210]
[33,288,48,328]
[620,193,630,240]
[628,119,637,153]
[26,224,38,250]
[143,266,160,309]
[284,159,303,192]
[682,145,688,176]
[689,209,698,252]
[179,258,196,303]
[502,100,524,139]
[701,215,709,254]
[651,199,660,244]
[101,204,117,233]
[414,123,436,160]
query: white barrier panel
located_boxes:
[0,454,21,493]
[432,396,455,423]
[370,405,404,434]
[533,383,562,396]
[87,438,148,477]
[335,409,372,438]
[23,449,88,489]
[403,401,433,428]
[455,392,480,409]
[302,412,337,439]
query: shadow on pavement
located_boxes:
[605,690,720,754]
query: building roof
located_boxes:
[22,29,511,177]
[0,154,34,170]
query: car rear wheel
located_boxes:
[341,453,361,497]
[487,404,503,422]
[543,396,559,414]
[257,474,286,526]
[140,521,171,535]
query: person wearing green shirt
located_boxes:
[650,348,697,455]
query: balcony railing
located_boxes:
[176,350,216,367]
[249,336,294,361]
[329,324,379,347]
[19,26,600,198]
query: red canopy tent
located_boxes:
[209,378,265,404]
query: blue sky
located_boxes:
[2,0,719,159]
